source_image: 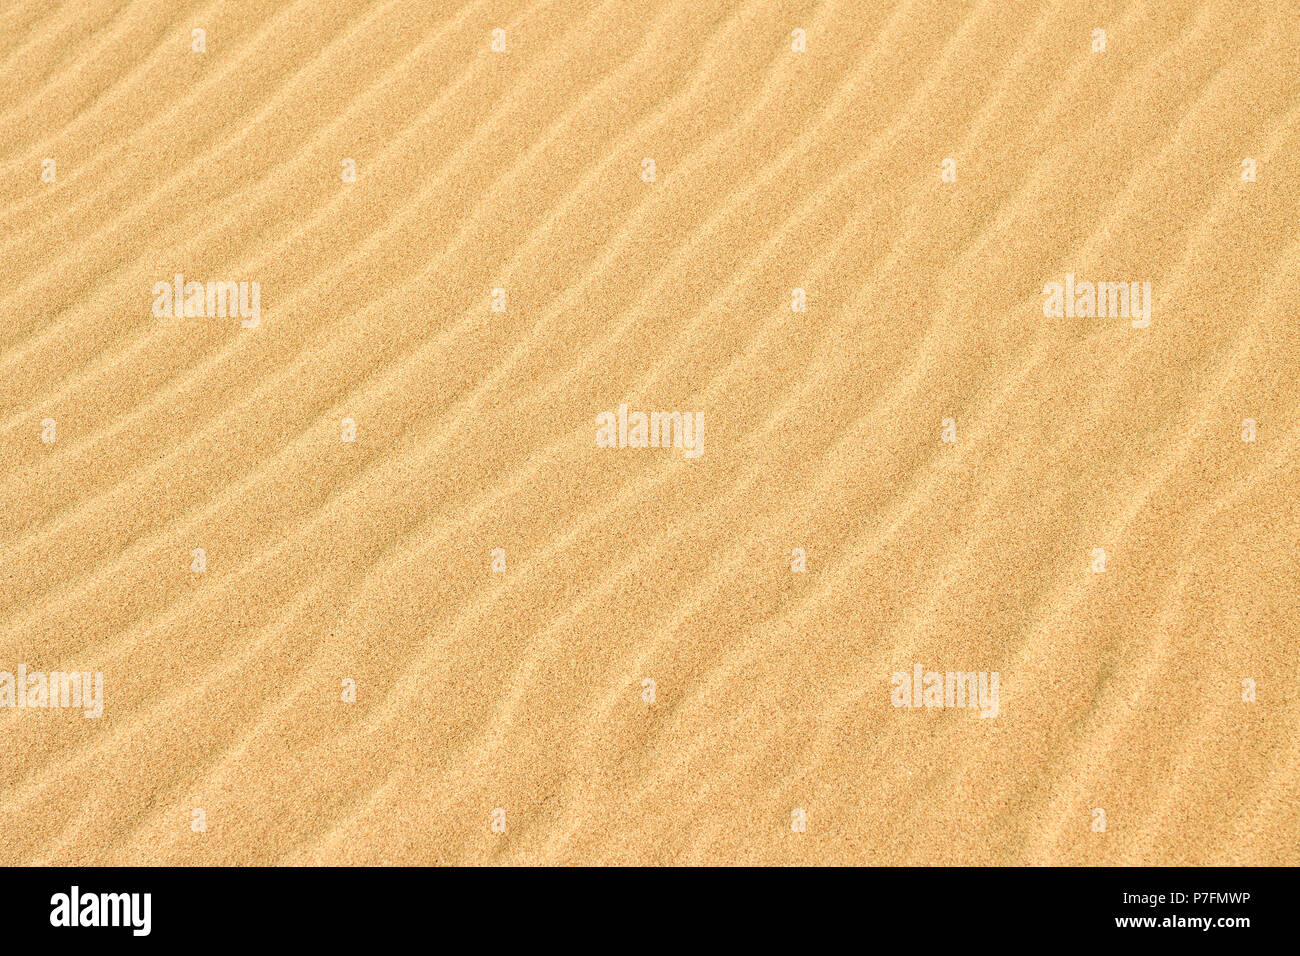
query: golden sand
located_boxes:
[1,0,1296,865]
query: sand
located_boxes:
[0,0,1296,866]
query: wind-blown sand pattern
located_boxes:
[1,0,1297,866]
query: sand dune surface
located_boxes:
[1,0,1297,865]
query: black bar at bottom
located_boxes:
[0,865,1282,942]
